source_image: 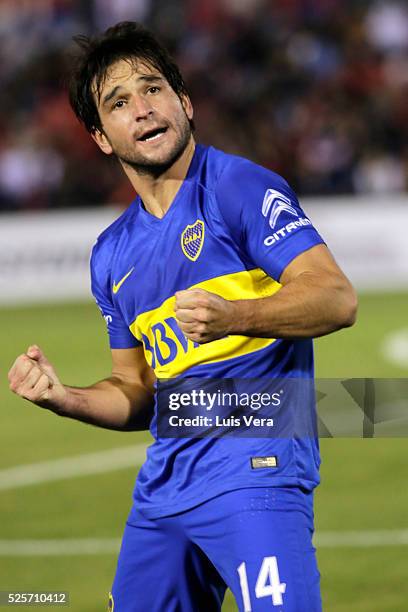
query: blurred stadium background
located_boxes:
[1,1,408,610]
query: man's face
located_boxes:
[93,59,193,175]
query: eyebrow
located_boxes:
[102,85,124,107]
[101,74,165,107]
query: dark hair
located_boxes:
[68,21,190,134]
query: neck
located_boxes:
[121,137,196,218]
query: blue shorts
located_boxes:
[109,487,321,611]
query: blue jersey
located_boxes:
[91,145,325,518]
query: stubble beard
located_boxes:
[112,114,192,178]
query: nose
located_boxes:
[132,95,154,121]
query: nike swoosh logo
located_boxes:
[112,267,135,294]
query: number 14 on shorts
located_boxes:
[237,556,286,610]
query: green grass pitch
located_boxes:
[0,292,407,611]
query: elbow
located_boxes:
[337,284,358,329]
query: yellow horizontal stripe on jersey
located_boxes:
[129,268,281,378]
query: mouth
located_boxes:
[137,127,168,142]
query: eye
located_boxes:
[113,99,127,110]
[147,86,161,95]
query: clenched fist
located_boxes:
[8,345,66,408]
[174,288,235,344]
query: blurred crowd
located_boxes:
[1,0,408,211]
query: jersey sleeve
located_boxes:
[90,240,141,349]
[214,159,325,281]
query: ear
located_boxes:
[180,94,194,122]
[91,129,113,155]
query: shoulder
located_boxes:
[90,202,137,284]
[205,148,299,233]
[210,148,293,198]
[192,145,292,198]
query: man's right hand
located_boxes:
[8,345,66,408]
[8,345,154,431]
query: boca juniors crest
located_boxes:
[181,219,205,261]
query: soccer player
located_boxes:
[8,22,357,612]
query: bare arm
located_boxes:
[175,245,358,342]
[8,345,155,431]
[229,244,357,338]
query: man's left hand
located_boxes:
[174,288,234,344]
